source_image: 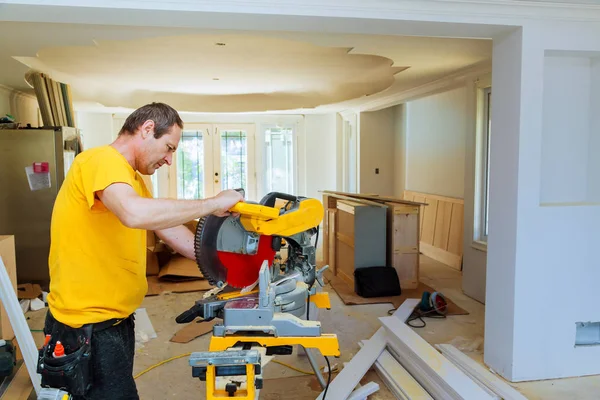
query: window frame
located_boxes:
[473,78,492,249]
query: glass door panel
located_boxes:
[214,124,256,199]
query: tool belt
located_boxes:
[36,312,131,396]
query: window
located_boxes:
[483,88,491,238]
[263,126,294,194]
[475,86,492,244]
[177,130,205,200]
[219,130,248,191]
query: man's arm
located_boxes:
[155,225,195,260]
[97,183,243,231]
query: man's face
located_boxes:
[138,123,182,175]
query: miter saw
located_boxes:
[176,191,340,400]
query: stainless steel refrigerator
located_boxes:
[0,126,81,286]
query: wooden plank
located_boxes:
[380,316,496,400]
[322,209,329,266]
[0,363,33,400]
[433,201,453,250]
[436,344,528,400]
[316,299,420,400]
[336,239,354,287]
[447,203,465,256]
[0,236,17,340]
[413,195,426,238]
[319,192,388,208]
[420,199,438,245]
[434,346,500,400]
[404,190,463,205]
[420,242,462,270]
[394,253,420,289]
[322,190,425,206]
[327,210,336,275]
[337,200,362,215]
[373,348,433,400]
[336,232,354,249]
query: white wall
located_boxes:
[303,114,338,200]
[359,107,395,195]
[405,87,467,199]
[462,75,489,304]
[76,112,114,149]
[392,104,406,198]
[540,54,600,205]
[484,23,600,382]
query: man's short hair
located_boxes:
[119,102,184,138]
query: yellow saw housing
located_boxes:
[230,198,324,237]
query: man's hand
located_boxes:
[212,189,244,217]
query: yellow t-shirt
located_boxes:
[47,145,152,328]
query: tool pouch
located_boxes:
[37,324,93,396]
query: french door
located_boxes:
[170,123,256,200]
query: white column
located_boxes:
[485,21,600,382]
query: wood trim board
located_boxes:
[435,344,528,400]
[380,316,496,400]
[316,299,421,400]
[0,236,17,340]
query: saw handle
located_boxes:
[176,304,206,324]
[229,202,280,220]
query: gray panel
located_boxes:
[0,129,62,284]
[354,206,387,268]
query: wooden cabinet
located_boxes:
[386,203,420,289]
[334,200,387,286]
[0,235,17,340]
[322,192,423,290]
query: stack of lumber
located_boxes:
[317,299,528,400]
[25,71,76,128]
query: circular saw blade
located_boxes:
[194,215,276,288]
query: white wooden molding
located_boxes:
[436,344,529,400]
[3,1,600,22]
[355,60,492,113]
[316,299,420,400]
[380,316,496,400]
[360,340,433,400]
[0,256,41,395]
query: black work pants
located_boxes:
[43,310,140,400]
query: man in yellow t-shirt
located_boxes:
[42,102,243,399]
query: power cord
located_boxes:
[387,307,447,328]
[322,355,331,400]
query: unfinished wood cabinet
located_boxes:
[0,235,17,340]
[322,191,423,290]
[386,203,420,289]
[334,200,387,286]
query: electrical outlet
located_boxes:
[375,168,379,174]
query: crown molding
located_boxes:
[353,60,492,113]
[2,0,600,24]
